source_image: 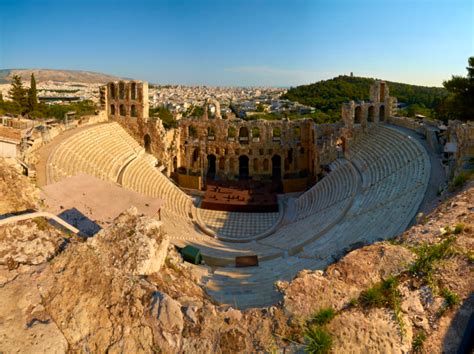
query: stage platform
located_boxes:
[200,180,279,213]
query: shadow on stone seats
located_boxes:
[56,208,102,237]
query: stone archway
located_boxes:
[271,155,281,180]
[354,106,362,124]
[239,127,249,144]
[173,156,178,172]
[144,134,152,153]
[379,105,385,122]
[368,106,375,122]
[207,154,216,179]
[238,155,249,180]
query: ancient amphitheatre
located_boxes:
[31,80,432,309]
[0,74,473,352]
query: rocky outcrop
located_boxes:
[0,159,39,214]
[281,243,416,318]
[0,218,66,266]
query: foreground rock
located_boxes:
[0,159,39,214]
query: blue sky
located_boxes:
[0,0,472,86]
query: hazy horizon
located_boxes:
[0,0,472,87]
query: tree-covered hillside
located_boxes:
[281,75,448,120]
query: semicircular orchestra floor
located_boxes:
[196,208,281,241]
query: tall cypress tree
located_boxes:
[8,75,27,107]
[28,73,38,111]
[0,91,3,103]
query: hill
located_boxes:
[0,68,124,84]
[281,75,449,119]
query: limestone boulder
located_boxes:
[0,265,68,354]
[0,219,65,266]
[282,243,415,319]
[87,207,169,275]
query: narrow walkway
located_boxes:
[0,211,80,234]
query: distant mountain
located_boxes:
[281,75,448,111]
[0,69,125,84]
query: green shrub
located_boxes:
[310,308,336,326]
[453,223,465,235]
[440,288,460,309]
[452,172,468,188]
[304,325,332,354]
[359,276,405,335]
[360,276,399,309]
[410,237,455,276]
[412,331,426,353]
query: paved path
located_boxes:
[0,211,80,234]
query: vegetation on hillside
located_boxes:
[0,74,96,120]
[439,56,474,122]
[281,75,448,121]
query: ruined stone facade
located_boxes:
[178,116,319,182]
[100,81,178,174]
[341,81,397,130]
[99,80,400,190]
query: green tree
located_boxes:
[0,91,3,103]
[27,73,38,112]
[8,75,27,108]
[441,56,474,121]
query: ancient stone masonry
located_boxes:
[342,81,397,129]
[178,116,319,183]
[99,80,399,189]
[100,81,179,174]
[444,120,474,177]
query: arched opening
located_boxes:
[192,148,200,164]
[131,105,137,117]
[110,104,116,116]
[219,157,225,171]
[272,127,281,141]
[173,156,178,172]
[354,106,362,124]
[228,127,236,140]
[239,127,249,144]
[189,125,197,138]
[253,158,259,172]
[110,83,116,99]
[119,104,126,117]
[144,134,152,153]
[271,155,282,180]
[294,126,301,139]
[207,154,216,179]
[207,127,215,140]
[239,155,249,179]
[119,82,125,99]
[379,105,385,121]
[251,127,260,140]
[263,159,269,171]
[380,82,385,101]
[368,106,375,122]
[131,82,137,100]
